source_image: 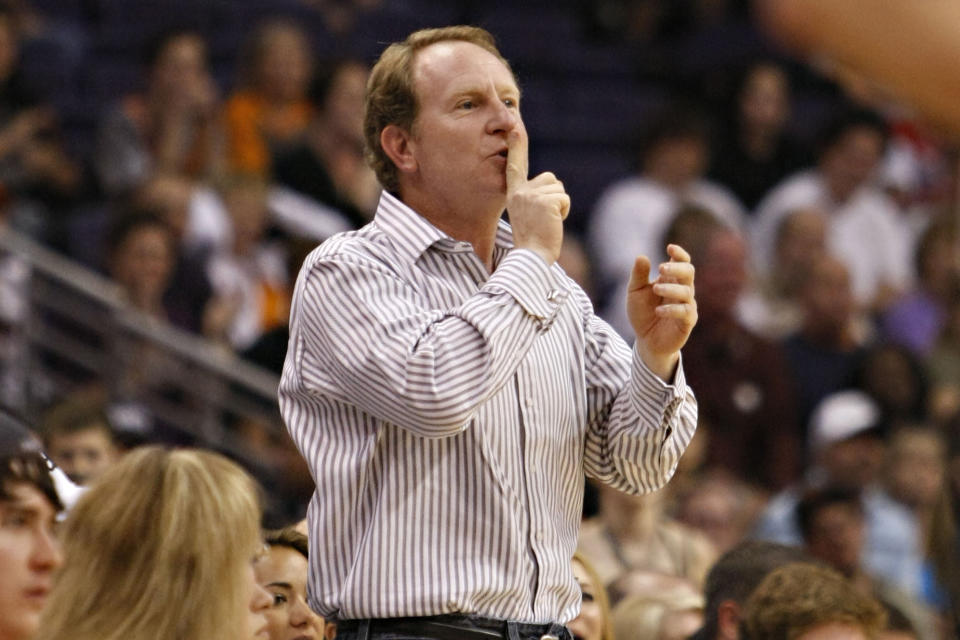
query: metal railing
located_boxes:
[0,227,307,521]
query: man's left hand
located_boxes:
[626,244,698,381]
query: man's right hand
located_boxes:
[505,129,570,265]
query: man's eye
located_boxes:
[459,100,474,110]
[503,98,517,108]
[272,592,287,606]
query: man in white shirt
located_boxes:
[280,25,699,640]
[750,108,912,311]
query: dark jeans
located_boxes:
[335,614,573,640]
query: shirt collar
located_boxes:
[373,190,516,264]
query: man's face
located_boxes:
[404,40,523,214]
[151,34,209,101]
[822,434,884,490]
[0,482,62,640]
[802,256,853,332]
[694,230,748,319]
[795,622,869,640]
[47,426,118,485]
[805,503,865,576]
[821,126,884,201]
[740,65,789,136]
[645,136,708,188]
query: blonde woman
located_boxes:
[38,446,272,640]
[570,551,616,640]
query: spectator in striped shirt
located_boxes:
[280,24,699,640]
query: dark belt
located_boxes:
[336,614,571,640]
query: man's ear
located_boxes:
[380,124,417,175]
[323,620,337,640]
[717,600,742,640]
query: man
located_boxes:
[796,487,936,640]
[0,414,64,640]
[752,390,923,597]
[279,25,698,640]
[679,217,801,490]
[740,562,887,640]
[689,541,813,640]
[750,108,911,312]
[781,252,868,431]
[40,391,120,485]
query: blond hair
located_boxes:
[39,446,263,640]
[573,551,615,640]
[741,562,887,640]
[363,25,512,194]
[609,572,704,640]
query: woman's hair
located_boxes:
[573,550,615,640]
[611,590,704,640]
[264,525,309,559]
[38,446,263,640]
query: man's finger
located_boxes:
[658,261,695,285]
[666,243,692,263]
[505,129,528,194]
[652,283,693,303]
[627,256,652,293]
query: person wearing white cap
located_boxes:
[751,390,924,598]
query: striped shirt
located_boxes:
[279,191,698,624]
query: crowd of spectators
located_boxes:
[2,0,960,639]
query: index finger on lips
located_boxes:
[505,129,528,195]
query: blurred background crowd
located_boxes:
[2,0,960,638]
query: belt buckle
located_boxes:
[540,635,560,640]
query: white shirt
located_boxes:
[750,170,913,305]
[279,191,697,623]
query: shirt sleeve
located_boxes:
[283,247,565,437]
[579,295,698,494]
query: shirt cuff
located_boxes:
[631,344,687,415]
[486,249,568,330]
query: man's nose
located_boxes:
[32,527,63,571]
[487,100,520,134]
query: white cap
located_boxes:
[809,390,881,452]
